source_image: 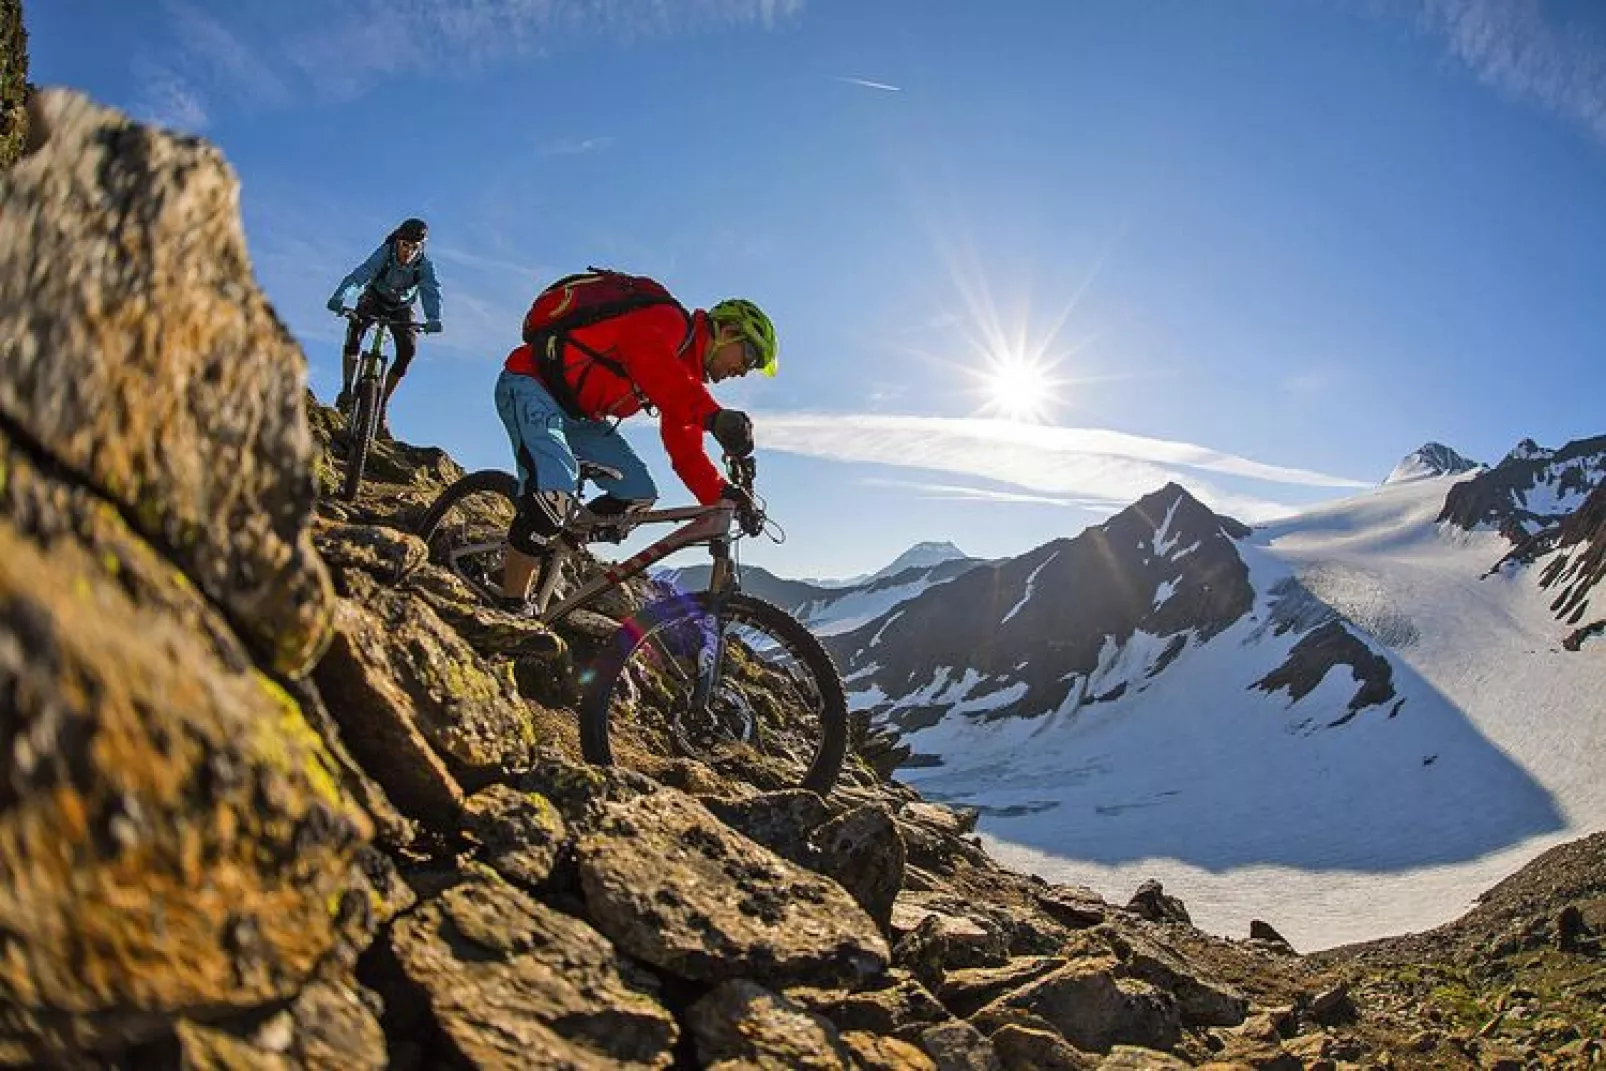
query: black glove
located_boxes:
[707,408,754,458]
[720,483,763,536]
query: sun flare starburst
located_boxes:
[980,352,1060,423]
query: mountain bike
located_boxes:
[337,309,416,502]
[412,455,848,793]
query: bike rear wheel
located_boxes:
[580,591,848,794]
[413,469,519,603]
[341,377,383,501]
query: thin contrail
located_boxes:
[836,76,902,92]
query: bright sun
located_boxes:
[982,354,1058,423]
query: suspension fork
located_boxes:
[693,538,737,711]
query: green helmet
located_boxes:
[708,298,779,377]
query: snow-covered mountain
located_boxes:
[825,541,971,587]
[1438,433,1606,539]
[1383,441,1480,485]
[660,547,981,636]
[818,434,1606,950]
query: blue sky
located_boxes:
[30,0,1606,579]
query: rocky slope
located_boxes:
[1,89,1603,1070]
[0,0,26,169]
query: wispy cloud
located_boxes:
[835,76,902,92]
[861,477,1122,511]
[290,0,807,99]
[163,1,292,107]
[1398,0,1606,143]
[131,60,210,132]
[539,136,618,158]
[140,1,806,113]
[754,411,1370,522]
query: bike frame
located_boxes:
[530,501,740,624]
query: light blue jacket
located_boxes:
[329,242,443,322]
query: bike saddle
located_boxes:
[578,460,625,485]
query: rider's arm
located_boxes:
[328,244,388,308]
[417,256,443,324]
[621,307,725,504]
[660,419,724,505]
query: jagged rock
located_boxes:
[988,1022,1099,1070]
[280,979,388,1070]
[891,891,1011,968]
[814,803,906,930]
[1033,883,1110,929]
[895,915,952,993]
[1209,1011,1301,1069]
[841,1030,939,1070]
[462,784,568,891]
[702,787,831,867]
[510,747,658,833]
[919,1019,1003,1070]
[0,90,333,678]
[786,974,954,1044]
[1096,1046,1189,1069]
[174,979,386,1069]
[980,953,1183,1055]
[1249,919,1296,953]
[1103,927,1249,1028]
[900,800,980,838]
[0,516,375,1060]
[384,877,677,1068]
[314,521,428,586]
[575,788,890,987]
[686,979,856,1069]
[400,559,566,660]
[1125,879,1192,925]
[1306,981,1356,1026]
[315,574,538,789]
[313,600,467,830]
[938,957,1064,1019]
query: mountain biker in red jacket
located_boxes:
[326,217,444,438]
[495,281,778,606]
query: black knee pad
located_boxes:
[509,489,572,554]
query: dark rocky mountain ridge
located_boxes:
[2,87,1603,1069]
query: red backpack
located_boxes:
[522,268,691,418]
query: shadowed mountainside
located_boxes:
[1,88,1603,1069]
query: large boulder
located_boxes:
[0,507,375,1060]
[0,90,333,677]
[576,788,890,987]
[384,877,678,1069]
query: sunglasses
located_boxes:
[738,337,765,373]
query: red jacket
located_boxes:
[505,306,727,504]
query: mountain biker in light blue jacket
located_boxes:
[326,217,444,438]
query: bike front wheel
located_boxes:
[341,377,383,502]
[413,469,519,603]
[580,592,848,794]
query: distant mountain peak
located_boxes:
[1503,438,1553,464]
[1384,442,1480,485]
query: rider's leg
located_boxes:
[494,370,580,601]
[337,304,368,409]
[375,312,415,438]
[566,421,658,542]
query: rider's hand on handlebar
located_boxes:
[708,408,754,458]
[423,319,443,334]
[327,297,345,314]
[720,483,764,537]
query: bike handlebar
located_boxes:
[337,308,421,333]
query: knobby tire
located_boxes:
[341,378,382,502]
[413,469,519,545]
[580,591,849,794]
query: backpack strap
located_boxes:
[530,269,692,420]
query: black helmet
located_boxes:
[392,217,428,242]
